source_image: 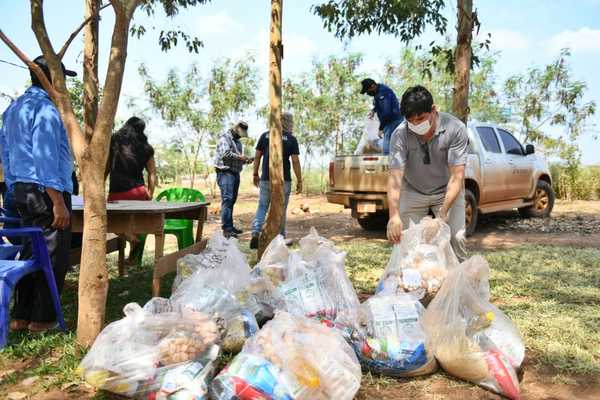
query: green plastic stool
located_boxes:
[133,188,206,266]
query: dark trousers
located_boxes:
[1,185,22,244]
[11,183,72,323]
[216,170,240,232]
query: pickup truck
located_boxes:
[326,122,555,235]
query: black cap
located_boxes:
[360,78,376,94]
[32,55,77,78]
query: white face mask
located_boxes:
[408,119,431,136]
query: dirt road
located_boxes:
[205,193,600,250]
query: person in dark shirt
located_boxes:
[360,78,404,155]
[106,116,157,263]
[250,112,302,249]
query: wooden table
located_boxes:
[71,200,210,296]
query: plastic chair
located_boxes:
[133,188,206,265]
[0,210,21,259]
[0,224,66,347]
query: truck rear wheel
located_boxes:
[519,180,555,218]
[465,189,478,237]
[357,211,388,231]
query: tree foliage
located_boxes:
[504,49,596,151]
[504,49,596,191]
[136,55,259,187]
[131,0,212,53]
[279,54,369,158]
[382,45,504,122]
[273,47,504,168]
[312,0,447,42]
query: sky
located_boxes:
[1,0,599,164]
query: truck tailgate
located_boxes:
[332,154,388,193]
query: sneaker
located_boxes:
[285,238,294,246]
[223,230,238,239]
[232,226,244,235]
[250,234,259,249]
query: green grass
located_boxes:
[0,242,598,396]
[485,246,600,376]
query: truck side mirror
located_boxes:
[525,144,535,155]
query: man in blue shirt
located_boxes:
[360,78,404,155]
[0,56,76,333]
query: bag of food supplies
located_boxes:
[173,230,251,293]
[144,296,258,355]
[210,311,362,400]
[252,234,290,287]
[299,228,360,322]
[262,229,360,333]
[170,284,260,353]
[377,217,458,304]
[78,302,220,398]
[235,275,282,324]
[169,235,268,352]
[351,291,437,377]
[422,255,525,400]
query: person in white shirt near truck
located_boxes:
[386,85,468,261]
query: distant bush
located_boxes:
[551,164,600,200]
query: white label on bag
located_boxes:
[369,297,419,337]
[282,274,327,315]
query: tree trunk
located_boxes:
[77,2,138,346]
[452,0,473,124]
[258,0,284,257]
[190,143,201,189]
[83,0,99,143]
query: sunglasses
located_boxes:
[421,143,431,165]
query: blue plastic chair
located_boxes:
[0,209,21,260]
[0,224,66,347]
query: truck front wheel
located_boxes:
[357,211,388,231]
[465,189,478,237]
[519,180,555,218]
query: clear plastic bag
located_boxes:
[264,229,360,333]
[173,231,252,294]
[210,311,362,400]
[355,115,382,155]
[78,302,220,398]
[252,234,290,287]
[235,275,282,324]
[378,217,458,304]
[350,291,437,377]
[172,230,233,291]
[279,256,337,326]
[169,232,264,353]
[422,255,525,400]
[297,228,360,331]
[169,284,259,354]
